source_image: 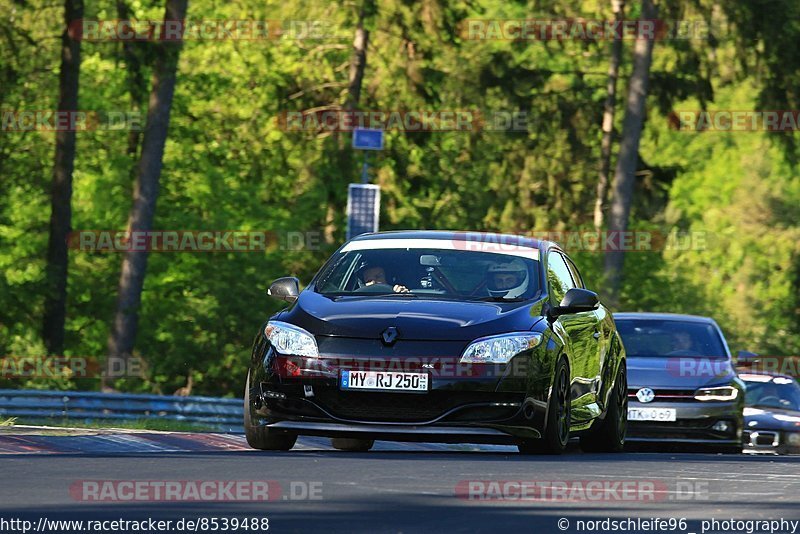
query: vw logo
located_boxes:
[636,387,655,403]
[381,327,399,345]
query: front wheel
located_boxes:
[519,357,571,455]
[244,372,297,451]
[580,361,627,453]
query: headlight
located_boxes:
[264,321,319,358]
[460,333,542,364]
[694,385,738,401]
[786,433,800,446]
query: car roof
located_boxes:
[350,230,557,251]
[613,312,717,324]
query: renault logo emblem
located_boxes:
[381,327,399,345]
[636,387,655,403]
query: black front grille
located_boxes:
[311,389,522,423]
[628,389,697,402]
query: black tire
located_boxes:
[244,372,297,451]
[331,438,374,452]
[580,361,627,453]
[519,357,571,455]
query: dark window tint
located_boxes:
[616,319,727,358]
[743,379,800,411]
[315,248,541,301]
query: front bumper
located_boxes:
[626,400,742,445]
[742,429,800,455]
[265,420,522,444]
[248,351,553,443]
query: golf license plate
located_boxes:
[340,370,429,393]
[628,407,677,422]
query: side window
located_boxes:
[546,252,576,304]
[564,256,585,289]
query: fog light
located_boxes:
[712,421,731,433]
[787,433,800,446]
[263,390,286,400]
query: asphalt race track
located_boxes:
[1,430,799,534]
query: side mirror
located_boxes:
[550,288,599,318]
[268,277,300,303]
[736,350,759,367]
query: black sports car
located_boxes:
[244,231,627,454]
[740,372,800,454]
[615,313,744,452]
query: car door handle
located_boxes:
[592,332,601,340]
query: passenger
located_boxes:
[486,259,529,298]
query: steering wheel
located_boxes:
[353,283,394,293]
[758,396,783,406]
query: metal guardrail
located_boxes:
[0,389,243,433]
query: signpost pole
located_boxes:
[347,128,384,239]
[360,152,371,184]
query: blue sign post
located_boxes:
[352,128,384,150]
[347,128,384,238]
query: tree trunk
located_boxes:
[346,0,372,111]
[116,0,148,158]
[42,0,84,355]
[326,0,374,244]
[593,0,625,231]
[603,0,657,307]
[107,0,188,378]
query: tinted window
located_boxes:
[315,247,541,301]
[547,252,575,304]
[616,319,727,358]
[742,377,800,411]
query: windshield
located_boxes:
[616,319,727,358]
[314,243,541,301]
[742,376,800,411]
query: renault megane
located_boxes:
[244,231,627,454]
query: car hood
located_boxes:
[744,406,800,431]
[280,290,546,341]
[627,356,736,388]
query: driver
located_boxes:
[671,331,694,352]
[360,264,409,293]
[486,259,529,299]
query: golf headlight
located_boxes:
[264,321,319,358]
[460,333,542,364]
[694,385,738,401]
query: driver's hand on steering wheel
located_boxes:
[393,284,410,293]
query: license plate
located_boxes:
[340,370,429,393]
[628,407,677,422]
